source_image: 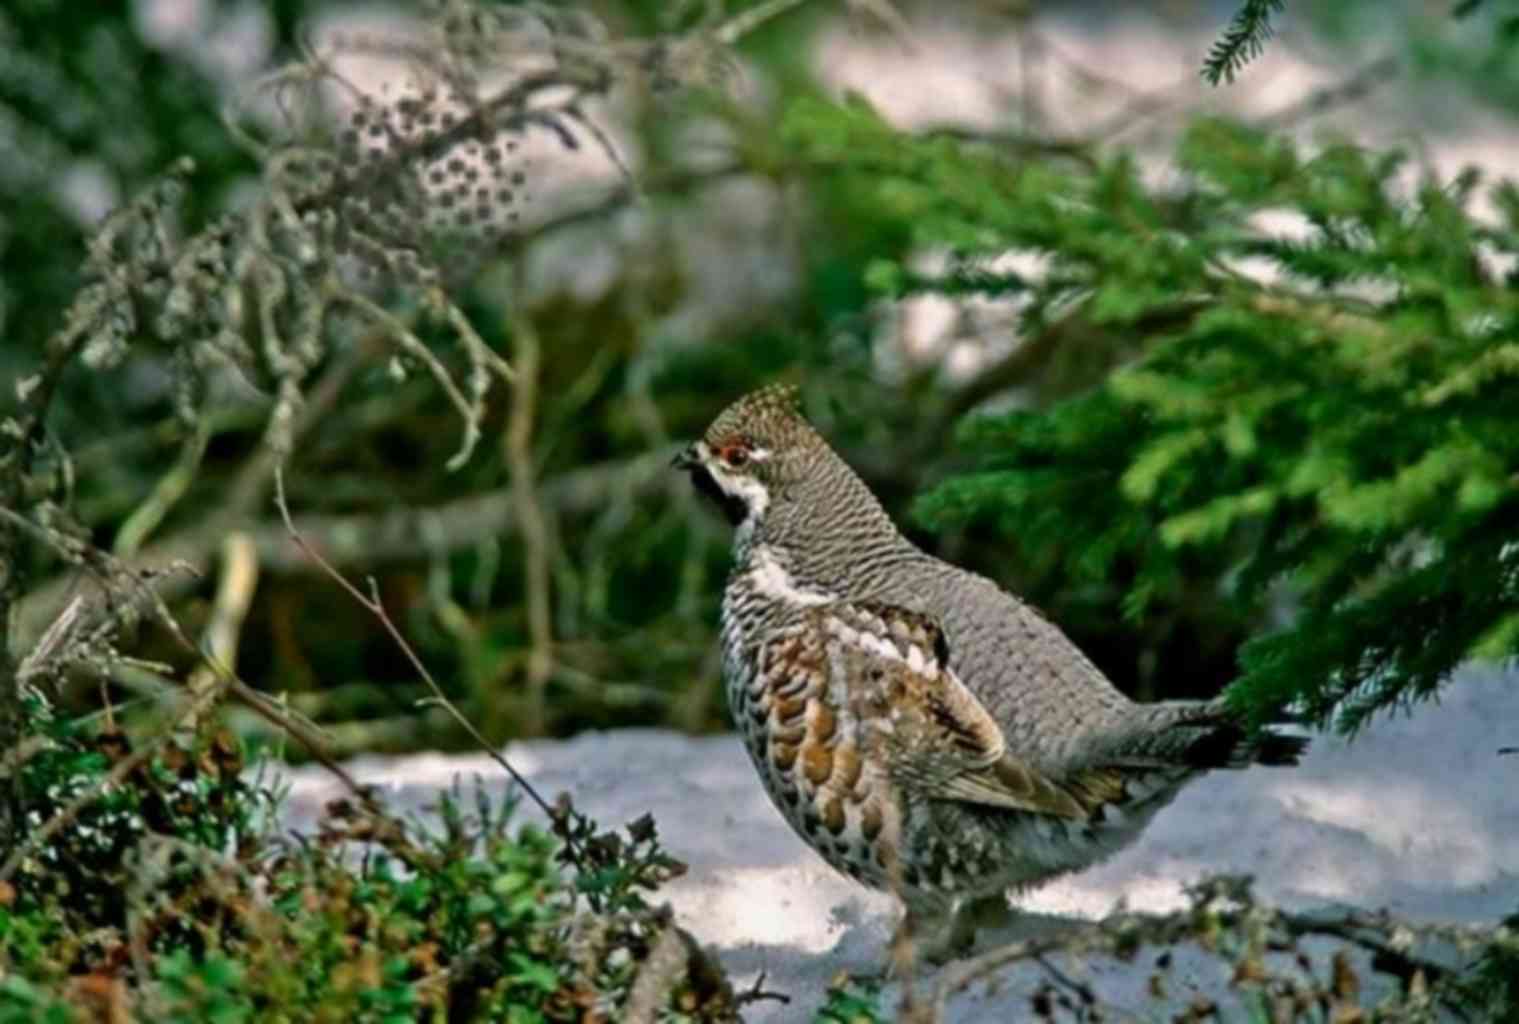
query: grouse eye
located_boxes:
[721,444,750,468]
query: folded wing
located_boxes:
[793,601,1117,821]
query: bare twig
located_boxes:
[1032,31,1199,144]
[17,449,679,647]
[271,466,569,839]
[1277,908,1461,987]
[712,0,815,45]
[930,882,1493,1020]
[225,331,379,516]
[927,296,1212,440]
[932,918,1143,1018]
[1033,954,1099,1012]
[914,124,1096,168]
[328,286,484,471]
[16,594,87,690]
[1256,54,1400,130]
[733,970,790,1009]
[0,505,366,805]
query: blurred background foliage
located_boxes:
[6,0,1519,760]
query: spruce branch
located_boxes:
[1202,0,1288,86]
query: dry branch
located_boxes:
[16,449,676,649]
[271,466,577,854]
[925,877,1503,1022]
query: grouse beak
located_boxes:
[671,443,701,472]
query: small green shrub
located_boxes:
[813,975,883,1024]
[0,712,737,1023]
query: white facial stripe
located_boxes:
[718,471,769,517]
[702,439,773,467]
[700,435,773,520]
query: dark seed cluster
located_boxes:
[34,0,632,470]
[331,81,534,281]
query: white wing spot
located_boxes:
[906,644,927,673]
[859,633,900,661]
[825,618,859,645]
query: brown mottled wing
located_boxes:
[792,601,1097,821]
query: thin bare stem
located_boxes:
[272,466,566,835]
[0,505,365,807]
[327,286,483,470]
[504,277,554,737]
[929,887,1488,1020]
[713,0,815,45]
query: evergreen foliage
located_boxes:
[892,116,1519,732]
[4,0,1519,1016]
[1203,0,1288,86]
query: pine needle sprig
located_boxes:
[1202,0,1288,86]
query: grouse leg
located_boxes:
[894,897,976,967]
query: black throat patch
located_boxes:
[686,464,749,526]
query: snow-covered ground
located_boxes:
[276,666,1518,1019]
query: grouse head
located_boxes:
[673,383,827,528]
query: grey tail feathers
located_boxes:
[1148,697,1311,769]
[1240,726,1310,767]
[1185,720,1310,769]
